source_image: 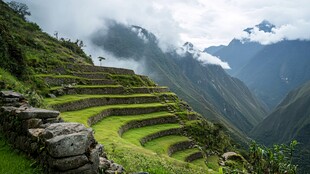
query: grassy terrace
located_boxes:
[0,134,42,174]
[45,94,155,105]
[122,123,181,146]
[171,148,202,161]
[144,135,190,155]
[91,114,210,174]
[61,103,170,126]
[49,85,122,90]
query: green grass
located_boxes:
[61,102,168,126]
[91,114,211,174]
[206,155,220,171]
[45,94,156,106]
[0,134,42,174]
[122,123,181,146]
[191,158,208,169]
[144,135,190,155]
[171,148,202,161]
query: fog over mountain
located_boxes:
[8,0,310,50]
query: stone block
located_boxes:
[46,132,91,158]
[18,108,59,120]
[42,123,88,139]
[49,154,89,171]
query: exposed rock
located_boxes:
[42,123,89,139]
[0,91,24,99]
[222,152,238,161]
[46,132,92,158]
[23,118,43,130]
[49,155,89,171]
[18,108,59,120]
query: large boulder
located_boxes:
[46,131,92,158]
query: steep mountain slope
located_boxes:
[91,23,267,135]
[251,81,310,172]
[205,39,263,76]
[206,21,310,110]
[237,40,310,109]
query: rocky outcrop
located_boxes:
[0,91,124,174]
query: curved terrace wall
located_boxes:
[118,116,179,136]
[52,96,160,112]
[0,91,124,174]
[87,106,169,126]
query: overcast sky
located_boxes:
[9,0,310,50]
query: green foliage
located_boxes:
[249,140,298,173]
[0,134,42,174]
[109,74,156,87]
[59,38,93,64]
[7,1,31,19]
[184,120,232,154]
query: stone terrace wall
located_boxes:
[167,141,195,156]
[185,152,203,162]
[52,96,160,112]
[118,116,179,136]
[44,77,115,87]
[139,128,182,146]
[0,91,124,174]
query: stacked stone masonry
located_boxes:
[52,96,160,112]
[167,140,195,156]
[0,91,124,174]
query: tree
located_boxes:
[7,1,31,19]
[98,56,106,66]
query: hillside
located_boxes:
[206,21,310,110]
[251,81,310,172]
[0,1,245,173]
[91,23,267,137]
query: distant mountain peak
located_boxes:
[244,20,275,34]
[182,42,195,52]
[130,25,157,43]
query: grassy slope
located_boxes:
[171,148,202,161]
[61,103,169,126]
[122,123,181,146]
[0,134,42,174]
[91,114,210,173]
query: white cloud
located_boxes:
[177,43,231,69]
[8,0,310,50]
[239,20,310,44]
